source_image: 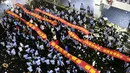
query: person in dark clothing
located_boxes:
[68,0,71,7]
[128,20,130,30]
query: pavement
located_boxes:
[104,6,130,28]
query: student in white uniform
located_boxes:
[36,66,42,73]
[36,59,41,66]
[50,59,55,65]
[45,59,50,65]
[11,49,16,55]
[27,66,33,72]
[54,67,60,73]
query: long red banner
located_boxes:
[34,8,90,35]
[6,10,99,73]
[68,31,130,62]
[15,3,57,26]
[6,10,47,40]
[50,41,99,73]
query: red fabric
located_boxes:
[55,40,59,45]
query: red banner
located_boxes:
[68,31,130,62]
[6,10,99,73]
[34,8,90,35]
[5,10,47,40]
[15,3,57,26]
[50,41,99,73]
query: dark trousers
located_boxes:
[68,2,71,7]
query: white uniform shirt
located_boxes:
[36,59,41,66]
[45,59,50,65]
[50,60,55,65]
[27,66,33,72]
[11,49,16,55]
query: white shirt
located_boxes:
[61,11,64,15]
[67,70,70,73]
[53,55,57,59]
[83,17,87,22]
[92,61,96,66]
[30,19,33,23]
[124,62,129,68]
[26,48,30,53]
[73,21,76,24]
[70,16,73,21]
[57,60,60,66]
[50,60,55,65]
[34,23,38,26]
[27,57,32,60]
[25,45,29,48]
[66,60,70,64]
[36,59,41,66]
[48,70,53,73]
[30,49,35,53]
[20,43,24,47]
[39,45,44,50]
[23,54,28,59]
[36,67,42,73]
[117,47,123,52]
[60,61,64,66]
[11,49,16,55]
[19,13,22,17]
[59,56,63,60]
[40,25,45,30]
[35,50,39,55]
[53,35,57,40]
[6,50,11,55]
[48,53,52,58]
[26,62,31,66]
[55,67,60,73]
[77,15,80,20]
[27,66,33,72]
[41,57,45,63]
[1,42,5,46]
[15,9,19,14]
[45,59,50,65]
[18,47,23,52]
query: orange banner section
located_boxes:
[15,3,57,26]
[5,10,47,40]
[68,31,130,62]
[49,41,99,73]
[34,8,90,35]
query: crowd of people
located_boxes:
[0,0,130,73]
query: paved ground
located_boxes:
[104,6,130,28]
